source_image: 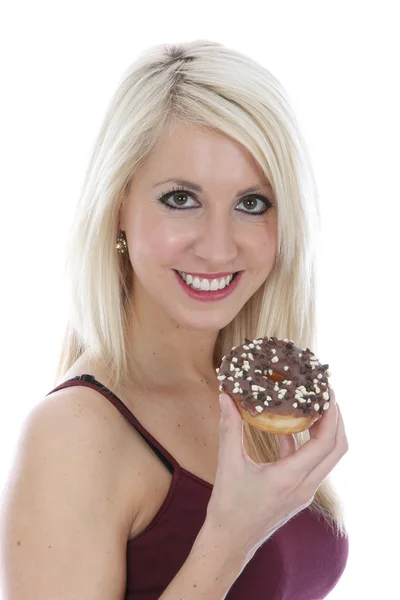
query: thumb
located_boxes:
[278,433,298,460]
[218,393,245,460]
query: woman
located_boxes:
[0,40,349,599]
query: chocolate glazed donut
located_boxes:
[216,337,332,434]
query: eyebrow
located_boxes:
[153,178,271,198]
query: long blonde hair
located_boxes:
[54,40,346,536]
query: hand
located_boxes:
[203,388,348,559]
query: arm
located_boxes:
[0,392,136,600]
[158,526,248,600]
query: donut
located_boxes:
[216,336,332,434]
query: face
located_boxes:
[120,123,278,332]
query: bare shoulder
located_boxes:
[6,383,144,539]
[0,384,146,598]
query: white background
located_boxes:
[0,1,399,598]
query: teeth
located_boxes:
[178,271,236,291]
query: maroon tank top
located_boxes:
[46,374,349,599]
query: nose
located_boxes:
[193,214,238,267]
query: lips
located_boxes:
[176,270,239,291]
[174,269,243,302]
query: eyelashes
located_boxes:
[156,186,273,217]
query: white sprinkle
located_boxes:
[249,343,255,348]
[228,376,234,381]
[219,385,223,391]
[216,368,219,373]
[241,353,247,358]
[230,363,235,371]
[248,353,254,361]
[264,400,269,406]
[217,375,226,380]
[246,376,252,381]
[299,353,303,357]
[323,402,330,410]
[243,345,250,350]
[268,369,273,375]
[271,349,277,354]
[326,370,332,377]
[258,386,266,391]
[314,403,320,411]
[255,405,263,413]
[232,357,238,363]
[314,386,321,393]
[234,381,240,387]
[255,369,262,374]
[317,374,323,379]
[271,356,279,363]
[232,388,239,393]
[256,345,262,350]
[323,391,330,400]
[293,402,298,408]
[284,365,289,371]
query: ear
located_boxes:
[118,197,127,231]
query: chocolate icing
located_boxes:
[216,337,332,419]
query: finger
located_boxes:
[308,387,337,442]
[218,393,247,464]
[277,389,339,479]
[303,402,348,490]
[278,434,297,460]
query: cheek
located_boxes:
[129,212,191,265]
[246,232,278,278]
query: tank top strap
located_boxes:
[45,374,178,476]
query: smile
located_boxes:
[177,271,239,291]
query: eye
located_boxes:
[236,195,273,216]
[157,187,198,210]
[156,186,273,216]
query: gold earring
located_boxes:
[116,230,128,254]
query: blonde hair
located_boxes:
[54,40,346,536]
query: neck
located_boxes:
[124,298,220,393]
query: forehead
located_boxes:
[137,122,271,190]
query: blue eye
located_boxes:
[156,186,273,216]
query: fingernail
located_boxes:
[219,394,228,415]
